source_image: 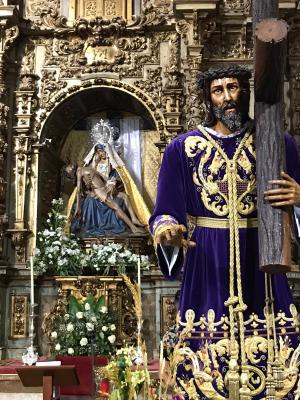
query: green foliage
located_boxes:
[102,346,150,400]
[49,294,117,357]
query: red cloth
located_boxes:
[0,357,48,375]
[56,356,109,396]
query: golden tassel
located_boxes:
[227,358,240,400]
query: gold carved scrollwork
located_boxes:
[0,102,9,138]
[42,288,70,337]
[204,24,252,62]
[116,37,147,51]
[160,294,177,335]
[36,77,167,141]
[19,76,37,92]
[26,0,60,17]
[2,25,19,55]
[40,70,67,108]
[127,6,166,28]
[0,21,20,263]
[185,57,206,131]
[43,276,137,345]
[84,43,124,65]
[223,0,251,14]
[73,0,126,20]
[120,32,170,78]
[11,77,38,254]
[31,4,69,30]
[85,0,97,17]
[134,68,162,106]
[74,16,127,40]
[20,41,36,79]
[164,33,182,90]
[54,37,85,56]
[8,229,30,263]
[151,0,172,17]
[104,0,118,17]
[175,19,190,44]
[10,292,29,338]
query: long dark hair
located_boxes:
[197,66,251,127]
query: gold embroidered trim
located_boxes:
[184,125,256,218]
[196,125,253,369]
[189,216,258,229]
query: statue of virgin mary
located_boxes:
[65,141,150,237]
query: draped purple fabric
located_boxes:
[150,126,300,325]
[150,125,300,399]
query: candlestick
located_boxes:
[159,340,165,400]
[137,253,141,288]
[30,255,34,306]
[22,254,38,365]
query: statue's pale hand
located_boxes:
[264,171,300,207]
[155,224,196,249]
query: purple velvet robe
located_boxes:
[150,125,300,398]
[150,126,300,319]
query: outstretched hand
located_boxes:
[264,171,300,207]
[155,224,196,249]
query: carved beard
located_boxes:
[212,100,243,132]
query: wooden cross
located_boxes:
[252,0,292,273]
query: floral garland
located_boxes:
[86,242,150,275]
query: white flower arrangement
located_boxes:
[33,199,86,276]
[85,242,151,275]
[50,294,116,357]
[34,198,151,277]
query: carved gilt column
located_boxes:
[9,70,39,265]
[0,7,20,265]
[162,32,183,140]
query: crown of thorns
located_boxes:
[197,65,252,90]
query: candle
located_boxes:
[159,340,164,400]
[30,256,34,306]
[137,253,141,288]
[159,340,163,366]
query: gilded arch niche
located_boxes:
[33,80,164,239]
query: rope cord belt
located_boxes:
[197,124,253,375]
[189,216,258,229]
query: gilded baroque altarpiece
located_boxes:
[0,0,299,386]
